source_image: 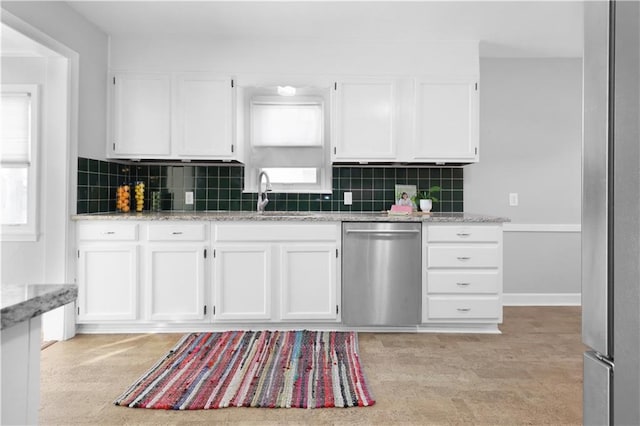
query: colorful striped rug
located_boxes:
[114,330,375,409]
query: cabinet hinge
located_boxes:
[231,79,234,88]
[231,144,234,153]
[204,249,207,258]
[336,305,339,315]
[475,82,478,91]
[113,76,116,85]
[204,305,207,315]
[334,82,337,90]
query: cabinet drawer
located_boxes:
[215,223,338,242]
[148,223,206,241]
[427,296,500,319]
[427,246,499,268]
[427,225,500,243]
[427,271,499,294]
[78,223,138,241]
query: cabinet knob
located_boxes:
[172,231,183,235]
[456,282,471,286]
[457,308,471,312]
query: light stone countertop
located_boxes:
[72,211,510,223]
[1,284,78,330]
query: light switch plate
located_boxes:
[185,191,194,205]
[344,192,353,205]
[509,193,518,206]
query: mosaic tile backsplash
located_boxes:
[77,157,464,214]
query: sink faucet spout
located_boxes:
[257,171,272,213]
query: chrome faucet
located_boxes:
[256,171,272,212]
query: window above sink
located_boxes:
[240,83,332,194]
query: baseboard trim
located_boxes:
[503,224,581,233]
[503,293,581,306]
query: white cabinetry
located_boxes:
[145,223,208,321]
[214,245,272,321]
[112,73,171,157]
[411,77,479,163]
[280,244,337,320]
[422,224,502,329]
[174,74,235,158]
[332,78,398,162]
[76,223,139,321]
[213,222,340,322]
[109,72,236,160]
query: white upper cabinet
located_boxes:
[174,74,235,158]
[332,78,398,162]
[112,73,172,157]
[109,72,236,160]
[411,77,479,163]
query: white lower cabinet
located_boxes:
[213,222,340,323]
[77,245,138,321]
[422,224,503,328]
[213,245,272,321]
[280,244,337,320]
[145,223,208,322]
[76,222,139,322]
[146,244,207,321]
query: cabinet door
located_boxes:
[175,75,235,158]
[112,73,171,157]
[77,245,137,321]
[333,79,397,161]
[280,244,338,321]
[412,78,478,162]
[146,244,206,321]
[214,245,271,321]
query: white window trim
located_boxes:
[242,86,333,194]
[1,84,39,241]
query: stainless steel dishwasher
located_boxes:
[342,222,421,326]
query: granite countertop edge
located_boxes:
[71,211,510,223]
[1,284,78,330]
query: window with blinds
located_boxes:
[1,85,39,239]
[244,90,332,194]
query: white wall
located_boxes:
[1,3,108,339]
[2,1,108,160]
[466,58,582,304]
[109,36,479,76]
[1,58,47,284]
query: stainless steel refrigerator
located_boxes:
[583,1,640,424]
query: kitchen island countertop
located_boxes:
[1,284,78,330]
[72,211,510,223]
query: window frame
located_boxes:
[1,84,40,241]
[242,86,332,194]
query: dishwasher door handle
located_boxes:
[345,229,421,235]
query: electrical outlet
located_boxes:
[509,193,519,206]
[344,192,353,205]
[185,191,194,205]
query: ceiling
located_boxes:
[66,1,584,58]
